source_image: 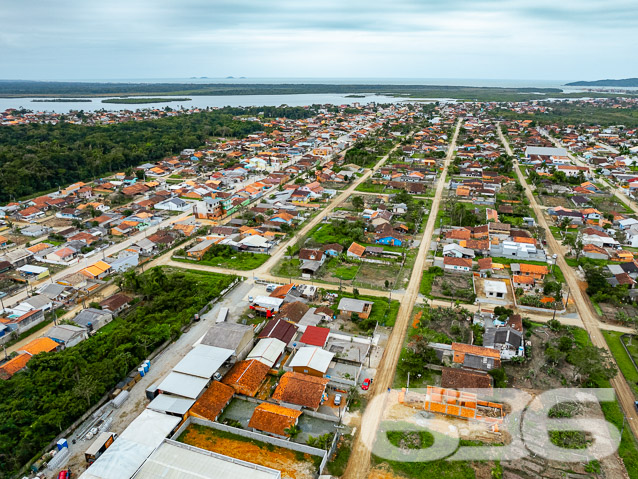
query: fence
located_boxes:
[172,416,327,460]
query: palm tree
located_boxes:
[284,425,301,439]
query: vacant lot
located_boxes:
[178,423,321,479]
[538,195,571,208]
[430,272,474,303]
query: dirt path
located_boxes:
[499,125,638,450]
[342,118,463,479]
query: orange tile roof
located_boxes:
[512,275,534,285]
[27,242,53,253]
[452,343,501,359]
[519,263,548,275]
[221,360,270,397]
[0,353,30,379]
[248,403,302,436]
[348,242,366,257]
[20,337,59,355]
[271,372,329,409]
[190,381,235,421]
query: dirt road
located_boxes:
[499,125,638,442]
[252,137,412,278]
[342,118,463,479]
[538,129,638,214]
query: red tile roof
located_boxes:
[300,326,330,347]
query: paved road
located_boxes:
[343,118,463,479]
[499,125,638,442]
[3,210,193,308]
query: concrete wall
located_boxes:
[172,416,327,460]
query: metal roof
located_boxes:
[157,372,209,399]
[246,338,286,368]
[289,346,334,373]
[133,440,281,479]
[80,410,180,479]
[172,345,233,379]
[147,394,195,416]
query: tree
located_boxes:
[567,345,617,384]
[284,425,302,439]
[351,196,364,210]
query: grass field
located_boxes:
[174,252,269,270]
[572,328,638,478]
[603,331,638,398]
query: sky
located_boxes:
[1,0,636,82]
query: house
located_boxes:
[273,301,310,324]
[321,243,344,257]
[579,228,619,249]
[483,324,524,360]
[99,293,131,315]
[200,322,254,362]
[80,260,112,280]
[19,337,61,355]
[299,325,330,348]
[246,338,287,368]
[477,257,492,275]
[189,380,235,422]
[248,403,303,438]
[440,367,492,390]
[45,324,87,348]
[443,256,472,272]
[512,274,535,291]
[484,280,507,299]
[582,244,610,260]
[221,359,270,396]
[258,318,298,346]
[511,263,548,281]
[347,242,366,260]
[443,243,475,259]
[451,343,501,371]
[392,203,408,214]
[289,346,335,377]
[375,223,403,246]
[194,197,224,220]
[298,248,325,277]
[272,371,329,411]
[73,308,113,331]
[337,298,373,319]
[0,353,31,380]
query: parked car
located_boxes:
[266,284,277,292]
[213,372,223,382]
[248,296,254,303]
[334,394,342,406]
[361,378,371,390]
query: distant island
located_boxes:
[32,98,91,102]
[345,94,366,98]
[566,78,638,87]
[101,97,192,104]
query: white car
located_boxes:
[266,284,277,292]
[334,394,342,406]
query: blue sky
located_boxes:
[2,0,636,82]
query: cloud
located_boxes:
[0,0,635,80]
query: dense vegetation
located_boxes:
[0,268,235,477]
[0,109,263,202]
[101,97,192,104]
[491,102,638,128]
[0,81,567,101]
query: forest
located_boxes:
[0,109,263,203]
[0,268,235,477]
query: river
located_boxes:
[0,93,429,114]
